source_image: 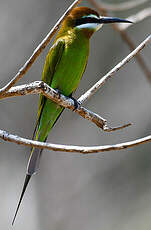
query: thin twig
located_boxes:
[78,35,151,104]
[87,0,151,83]
[117,31,151,83]
[0,129,151,153]
[98,0,149,12]
[0,0,82,95]
[118,8,151,31]
[0,81,131,132]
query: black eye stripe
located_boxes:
[75,17,99,26]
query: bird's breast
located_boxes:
[51,35,89,96]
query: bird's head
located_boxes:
[58,7,132,38]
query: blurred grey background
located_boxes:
[0,0,151,229]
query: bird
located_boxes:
[12,6,132,225]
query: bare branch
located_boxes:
[0,129,151,153]
[78,35,151,104]
[98,0,149,12]
[0,81,131,132]
[0,0,82,95]
[118,8,151,31]
[87,0,151,83]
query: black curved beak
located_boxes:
[99,17,132,24]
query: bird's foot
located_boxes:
[55,90,81,110]
[54,89,62,98]
[70,95,81,110]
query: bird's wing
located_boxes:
[33,39,65,140]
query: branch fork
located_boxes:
[0,80,131,132]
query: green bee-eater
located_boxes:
[12,6,131,224]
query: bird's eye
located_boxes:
[75,16,99,27]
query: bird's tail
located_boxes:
[27,147,43,175]
[12,101,64,224]
[12,146,43,225]
[12,174,31,225]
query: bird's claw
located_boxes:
[54,89,62,99]
[70,96,81,110]
[55,90,81,110]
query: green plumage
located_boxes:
[37,30,89,142]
